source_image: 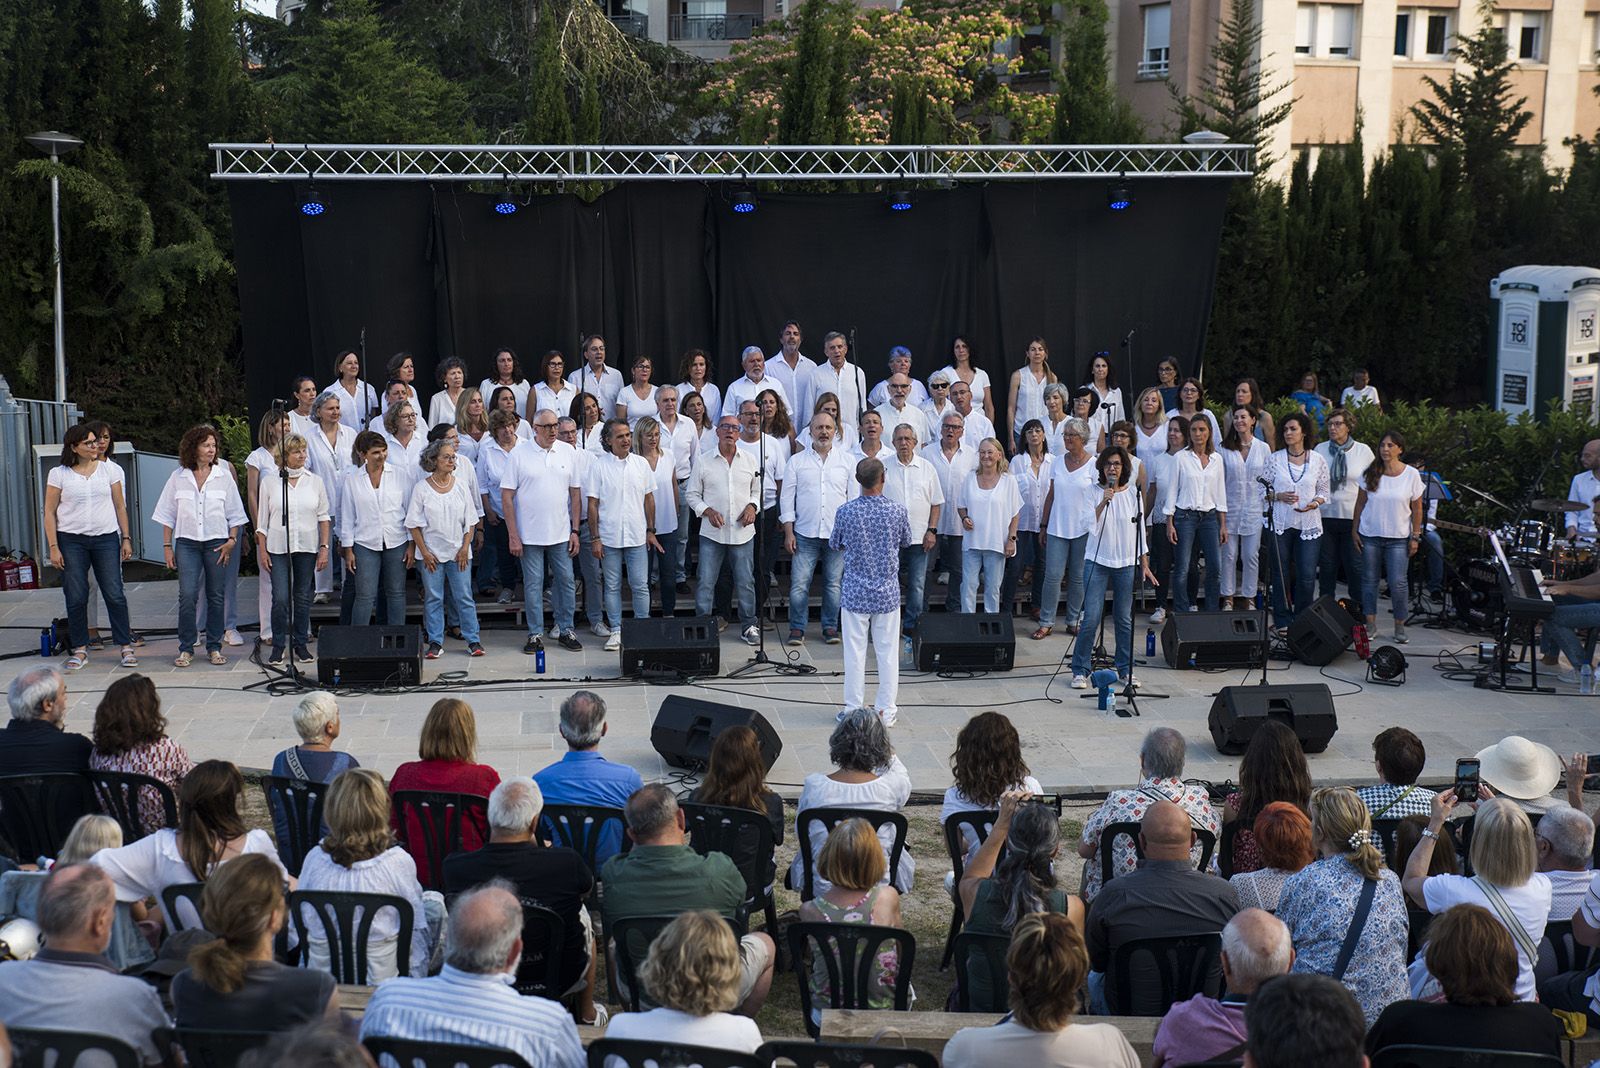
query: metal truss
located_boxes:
[210,143,1253,182]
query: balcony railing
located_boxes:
[669,13,764,40]
[1137,52,1170,78]
[609,13,648,36]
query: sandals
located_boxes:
[1030,626,1052,640]
[208,650,228,666]
[119,646,138,668]
[64,649,89,672]
[174,651,194,668]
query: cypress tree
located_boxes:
[527,0,573,143]
[1051,0,1142,144]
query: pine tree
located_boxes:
[1410,0,1533,182]
[1169,0,1294,175]
[576,61,602,143]
[1050,0,1143,144]
[526,0,573,143]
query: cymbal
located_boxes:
[1530,498,1587,513]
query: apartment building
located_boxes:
[1111,0,1600,180]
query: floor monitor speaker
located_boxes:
[619,615,720,678]
[1208,683,1338,754]
[651,695,782,772]
[316,625,423,686]
[1288,596,1358,667]
[912,613,1015,672]
[1161,612,1264,670]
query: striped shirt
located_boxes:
[359,965,585,1068]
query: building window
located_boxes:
[1296,4,1314,54]
[1394,11,1410,56]
[1140,3,1171,77]
[1585,14,1599,66]
[1518,11,1543,61]
[1423,12,1449,56]
[1296,4,1358,60]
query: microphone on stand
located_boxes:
[1256,475,1274,489]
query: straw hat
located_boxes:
[1474,736,1562,800]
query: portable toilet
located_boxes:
[1489,265,1600,420]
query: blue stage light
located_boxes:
[732,192,758,214]
[1107,185,1133,211]
[887,190,913,211]
[494,193,518,215]
[300,187,326,217]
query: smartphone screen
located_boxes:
[1587,754,1600,775]
[1455,757,1481,802]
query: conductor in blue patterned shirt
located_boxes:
[831,457,914,728]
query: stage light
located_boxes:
[1368,645,1408,685]
[886,189,913,212]
[494,192,518,216]
[1107,184,1133,212]
[300,186,326,217]
[731,191,758,215]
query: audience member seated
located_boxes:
[359,881,585,1068]
[88,674,192,831]
[1229,802,1315,913]
[1357,726,1437,819]
[1079,727,1219,903]
[604,910,764,1054]
[298,768,438,981]
[958,790,1082,1009]
[1,666,91,776]
[941,711,1041,870]
[1277,786,1409,1026]
[1243,974,1366,1068]
[1152,908,1294,1068]
[0,814,154,971]
[944,913,1139,1068]
[91,759,288,929]
[1534,802,1594,921]
[603,784,774,1016]
[269,690,360,845]
[1476,735,1565,815]
[389,698,500,880]
[798,818,904,1026]
[1402,793,1551,1002]
[1367,903,1564,1061]
[1542,848,1600,1022]
[0,864,170,1065]
[443,777,597,1024]
[1222,721,1310,876]
[685,724,785,891]
[789,709,914,896]
[1386,814,1459,880]
[1085,800,1238,1015]
[532,690,642,867]
[172,853,338,1030]
[239,1023,371,1068]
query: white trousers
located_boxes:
[1220,528,1262,599]
[842,606,900,718]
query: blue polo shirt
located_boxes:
[532,749,643,865]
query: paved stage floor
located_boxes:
[2,578,1590,797]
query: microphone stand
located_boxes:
[1083,480,1168,715]
[1257,472,1278,684]
[358,328,369,432]
[728,419,812,678]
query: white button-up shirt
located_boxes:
[385,432,426,493]
[659,415,697,480]
[478,378,531,417]
[1009,451,1053,533]
[724,374,792,422]
[257,471,332,555]
[922,441,976,536]
[807,360,869,430]
[957,408,997,451]
[339,464,411,551]
[587,452,654,547]
[883,453,944,535]
[878,401,932,448]
[475,438,524,519]
[151,464,246,543]
[766,352,818,418]
[780,446,852,539]
[305,424,358,511]
[499,439,581,547]
[735,433,787,510]
[687,447,762,546]
[1167,449,1229,514]
[533,380,578,417]
[566,365,624,412]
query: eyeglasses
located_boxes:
[930,383,949,390]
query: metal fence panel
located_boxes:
[0,376,81,566]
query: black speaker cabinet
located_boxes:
[913,613,1016,672]
[317,625,423,686]
[651,695,782,772]
[1209,684,1339,755]
[1288,596,1358,667]
[619,615,720,678]
[1161,611,1264,670]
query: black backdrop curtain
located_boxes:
[230,176,1232,434]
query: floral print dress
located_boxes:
[806,886,900,1013]
[1277,854,1411,1026]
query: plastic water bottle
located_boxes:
[39,627,51,657]
[534,637,546,675]
[1145,627,1156,657]
[1582,664,1593,696]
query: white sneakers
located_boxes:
[604,632,621,652]
[1149,608,1166,626]
[592,621,612,638]
[1070,675,1089,689]
[742,625,760,646]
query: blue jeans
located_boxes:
[268,551,315,650]
[960,548,1006,612]
[698,537,755,628]
[1542,595,1600,668]
[1422,529,1445,593]
[577,519,603,625]
[935,533,963,609]
[1073,560,1135,678]
[176,536,229,654]
[1038,532,1087,628]
[900,544,930,633]
[350,544,407,626]
[1268,531,1320,627]
[419,560,480,645]
[1361,535,1411,621]
[788,534,843,633]
[519,542,576,636]
[602,544,649,629]
[59,531,130,650]
[478,515,519,593]
[651,529,678,616]
[1001,531,1043,616]
[197,540,240,635]
[1171,509,1222,612]
[1318,517,1361,599]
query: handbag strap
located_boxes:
[1474,876,1541,965]
[1332,877,1378,981]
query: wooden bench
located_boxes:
[822,1009,1164,1066]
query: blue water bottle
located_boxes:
[534,637,546,675]
[1145,627,1155,657]
[40,627,52,657]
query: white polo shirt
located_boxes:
[878,401,932,448]
[587,452,654,548]
[500,438,582,547]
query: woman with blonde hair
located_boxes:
[452,386,489,461]
[174,854,337,1029]
[943,912,1138,1067]
[297,769,436,981]
[1276,786,1410,1025]
[603,910,763,1052]
[256,431,333,665]
[956,438,1021,614]
[388,698,500,879]
[0,815,153,969]
[798,818,904,1027]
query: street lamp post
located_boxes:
[25,131,85,404]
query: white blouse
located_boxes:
[958,472,1022,553]
[1166,449,1229,515]
[1358,465,1425,540]
[296,845,429,981]
[533,381,578,418]
[47,463,123,536]
[1266,450,1331,539]
[257,471,332,555]
[1221,441,1271,525]
[384,433,426,492]
[90,828,285,930]
[935,365,993,411]
[404,475,477,562]
[1013,368,1050,427]
[677,380,722,425]
[789,755,915,896]
[643,453,679,536]
[1043,453,1097,540]
[1134,421,1167,466]
[306,423,359,507]
[1167,407,1222,445]
[1009,452,1053,533]
[1082,482,1143,569]
[151,464,247,544]
[339,465,411,552]
[427,390,462,428]
[479,378,531,418]
[329,379,379,432]
[1087,383,1125,424]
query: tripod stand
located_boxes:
[1077,464,1169,716]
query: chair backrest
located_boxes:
[0,773,96,860]
[786,921,917,1038]
[1100,820,1217,889]
[1369,1046,1565,1068]
[512,897,566,999]
[681,801,776,918]
[161,881,207,932]
[942,810,999,885]
[539,803,631,877]
[951,930,1011,1013]
[390,791,489,892]
[609,914,677,1013]
[1542,918,1597,979]
[585,1039,765,1068]
[364,1036,535,1068]
[287,888,415,985]
[1217,819,1241,880]
[758,1040,939,1068]
[8,1027,141,1068]
[1109,931,1224,1016]
[85,770,177,843]
[794,807,910,902]
[171,1028,277,1068]
[261,775,331,877]
[1370,817,1404,858]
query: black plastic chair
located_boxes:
[162,881,207,932]
[86,769,177,843]
[1099,820,1217,889]
[1370,817,1403,857]
[512,897,566,999]
[791,807,911,902]
[1217,819,1241,879]
[391,790,489,892]
[786,921,917,1039]
[364,1036,535,1068]
[261,775,331,877]
[759,1040,939,1068]
[0,773,97,860]
[951,929,1010,1012]
[8,1027,140,1068]
[586,1039,764,1067]
[1107,931,1224,1016]
[539,803,632,874]
[1542,918,1597,978]
[171,1028,276,1068]
[682,801,779,936]
[940,809,998,968]
[287,888,415,984]
[1369,1046,1564,1068]
[608,913,746,1013]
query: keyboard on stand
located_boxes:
[1499,564,1555,621]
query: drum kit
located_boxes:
[1442,498,1596,631]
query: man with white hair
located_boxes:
[532,691,642,866]
[876,371,931,448]
[655,384,698,595]
[443,778,597,1025]
[2,666,90,776]
[723,346,792,424]
[1152,908,1294,1067]
[360,881,585,1068]
[922,410,975,605]
[1534,803,1596,920]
